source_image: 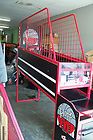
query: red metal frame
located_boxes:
[19,8,55,60]
[17,8,58,103]
[19,11,87,64]
[91,64,93,91]
[51,14,86,62]
[0,84,24,140]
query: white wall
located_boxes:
[52,4,93,53]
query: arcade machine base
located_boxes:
[54,89,93,140]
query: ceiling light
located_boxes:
[0,25,9,29]
[0,17,11,22]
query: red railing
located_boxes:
[0,84,24,140]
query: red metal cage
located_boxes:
[19,9,86,62]
[19,8,56,60]
[51,14,86,62]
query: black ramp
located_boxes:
[18,49,58,100]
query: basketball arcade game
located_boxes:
[17,8,93,139]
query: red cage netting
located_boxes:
[19,9,86,62]
[19,8,56,60]
[51,14,86,62]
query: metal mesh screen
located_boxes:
[19,10,86,62]
[19,8,55,60]
[51,14,86,62]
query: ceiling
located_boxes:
[0,0,93,29]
